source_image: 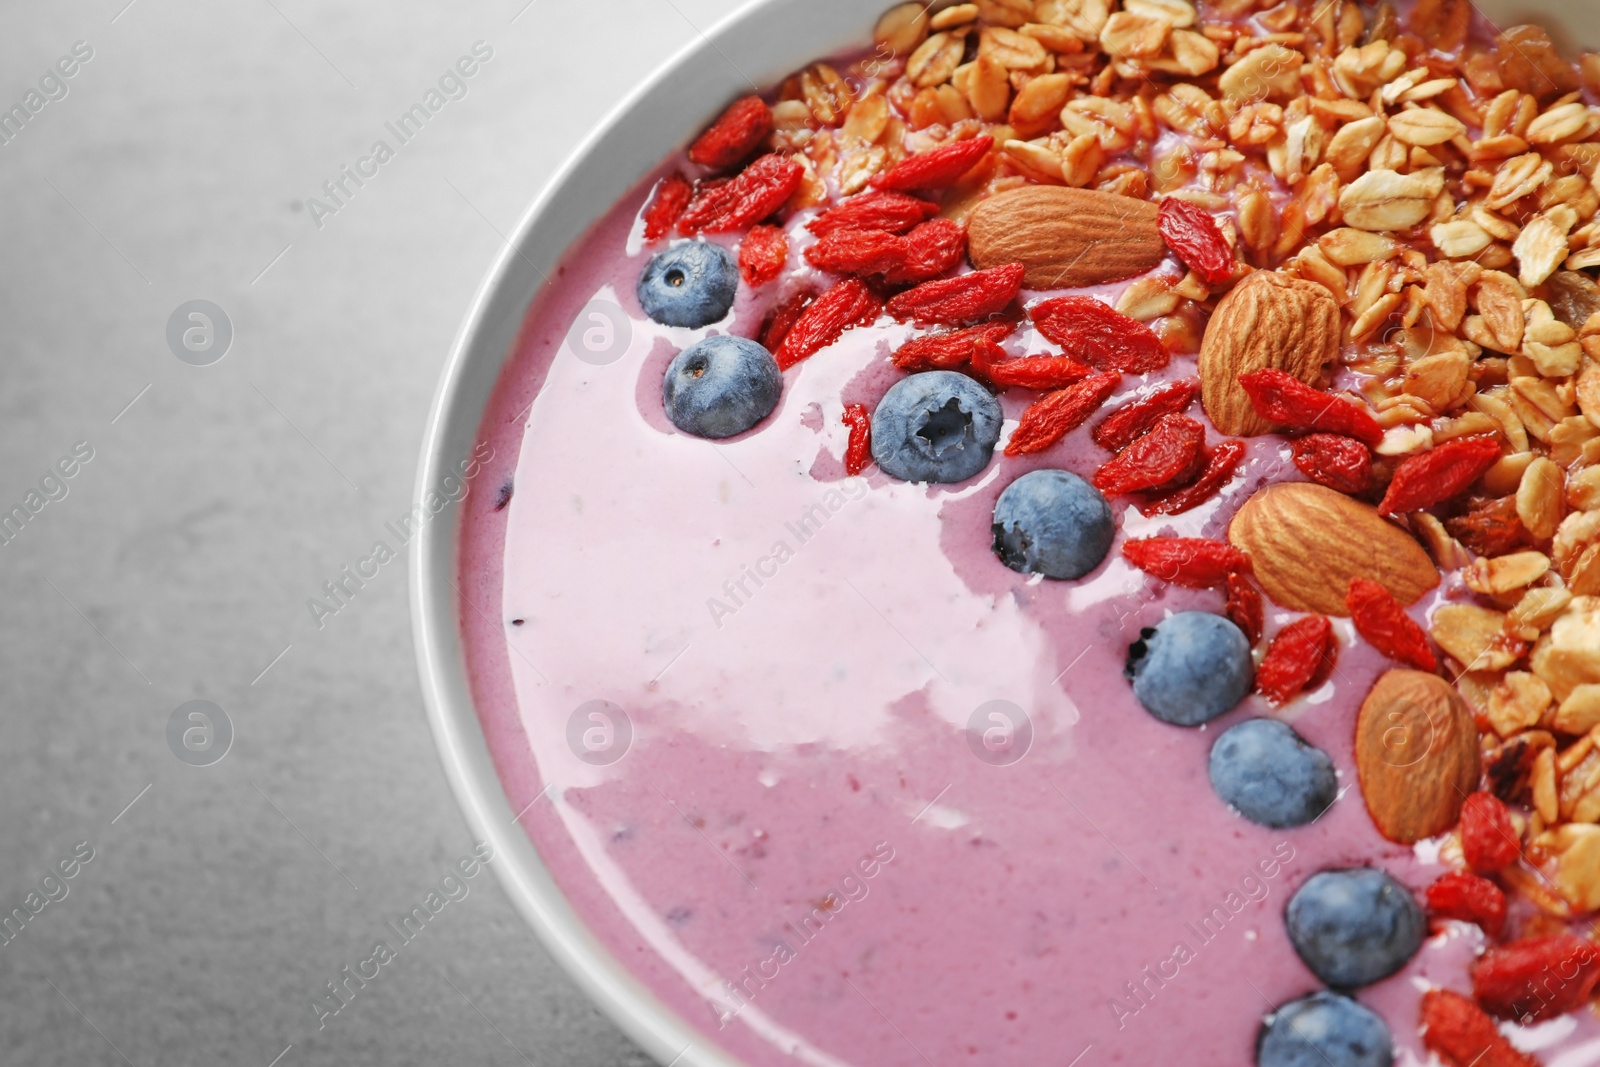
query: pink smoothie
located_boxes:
[456,173,1600,1065]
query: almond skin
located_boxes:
[1355,669,1479,844]
[1228,483,1439,615]
[966,186,1163,288]
[1198,271,1340,436]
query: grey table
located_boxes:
[0,1,741,1063]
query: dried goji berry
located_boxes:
[1237,368,1384,446]
[1093,414,1206,495]
[806,219,965,283]
[842,403,872,476]
[893,322,1014,371]
[1224,573,1264,644]
[688,95,774,170]
[1255,615,1336,705]
[775,278,881,370]
[1420,989,1538,1067]
[1291,433,1373,494]
[806,190,939,236]
[805,228,906,276]
[1157,197,1235,285]
[1446,497,1528,557]
[1426,870,1508,938]
[1346,577,1436,671]
[885,218,966,284]
[761,290,812,353]
[739,225,789,287]
[1379,435,1503,516]
[984,351,1096,391]
[1139,439,1246,516]
[1460,792,1520,873]
[1003,372,1121,456]
[872,135,994,191]
[888,263,1025,325]
[1030,297,1169,374]
[1121,537,1251,589]
[1092,379,1199,452]
[1474,935,1600,1023]
[679,154,804,234]
[642,174,693,241]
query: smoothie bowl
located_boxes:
[413,1,1600,1064]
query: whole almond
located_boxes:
[1199,271,1339,436]
[1355,669,1479,844]
[966,186,1162,288]
[1228,483,1438,615]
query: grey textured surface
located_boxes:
[0,1,740,1064]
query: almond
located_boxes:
[965,185,1162,288]
[1198,271,1340,436]
[1228,483,1439,615]
[1355,669,1480,844]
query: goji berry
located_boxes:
[1379,435,1503,517]
[679,154,804,234]
[1092,380,1199,452]
[1003,372,1121,456]
[1224,573,1264,644]
[774,278,881,370]
[642,174,693,241]
[1426,871,1508,938]
[805,228,906,276]
[1460,792,1520,873]
[872,135,994,191]
[885,218,966,284]
[761,290,812,353]
[984,351,1096,391]
[688,95,774,169]
[1139,439,1246,516]
[806,191,939,237]
[739,225,789,287]
[1157,197,1235,285]
[842,403,872,476]
[806,219,965,283]
[1346,577,1436,671]
[1255,615,1336,704]
[1474,935,1600,1023]
[1420,989,1538,1067]
[893,323,1014,371]
[1237,368,1385,446]
[1030,297,1170,374]
[1121,538,1251,589]
[1291,433,1373,494]
[888,263,1025,325]
[1093,414,1206,495]
[1447,497,1528,557]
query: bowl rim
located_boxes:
[408,3,880,1065]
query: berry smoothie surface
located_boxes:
[457,2,1600,1065]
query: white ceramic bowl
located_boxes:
[411,3,1591,1065]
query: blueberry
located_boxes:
[1257,992,1393,1067]
[871,371,1003,484]
[1210,719,1338,828]
[1285,868,1424,989]
[1124,612,1253,726]
[637,242,738,328]
[992,470,1113,580]
[662,336,782,439]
